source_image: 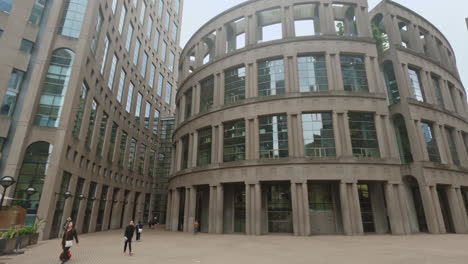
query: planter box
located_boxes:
[0,238,19,255]
[19,235,30,248]
[29,233,39,245]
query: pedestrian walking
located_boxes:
[136,221,143,241]
[62,217,72,231]
[60,221,78,263]
[194,220,199,235]
[123,220,135,256]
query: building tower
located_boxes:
[0,0,183,240]
[167,0,468,236]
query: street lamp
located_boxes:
[0,176,16,209]
[26,187,36,197]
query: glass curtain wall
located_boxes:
[223,120,246,162]
[421,122,440,162]
[302,113,336,158]
[259,115,288,159]
[258,59,285,96]
[297,56,328,92]
[224,66,246,104]
[340,55,368,92]
[348,112,380,158]
[199,77,214,113]
[197,127,212,166]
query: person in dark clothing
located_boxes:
[63,217,72,231]
[124,220,135,256]
[61,221,78,263]
[136,221,143,241]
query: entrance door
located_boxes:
[266,183,292,233]
[178,189,185,231]
[437,186,455,233]
[357,184,375,233]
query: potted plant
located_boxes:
[0,229,19,255]
[29,217,45,245]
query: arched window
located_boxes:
[382,61,400,104]
[392,114,412,164]
[12,141,53,226]
[34,49,74,127]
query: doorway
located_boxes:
[264,182,292,233]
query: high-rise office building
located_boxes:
[0,0,182,240]
[167,0,468,236]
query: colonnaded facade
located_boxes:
[167,0,468,236]
[0,0,182,240]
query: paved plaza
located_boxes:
[1,228,468,264]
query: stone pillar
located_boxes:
[397,184,412,234]
[208,185,215,233]
[246,62,258,98]
[253,117,259,159]
[75,181,89,234]
[324,53,336,91]
[455,130,468,165]
[246,13,257,46]
[383,114,400,160]
[101,188,113,231]
[165,191,172,230]
[183,187,190,232]
[291,182,300,236]
[88,185,101,233]
[215,26,226,58]
[447,186,467,233]
[296,114,305,157]
[356,6,371,38]
[187,133,193,168]
[456,188,468,231]
[211,126,217,163]
[176,139,183,171]
[171,189,180,231]
[342,112,354,157]
[415,120,429,161]
[179,95,186,123]
[433,124,449,164]
[188,186,197,233]
[407,23,424,53]
[217,72,225,106]
[339,182,352,235]
[365,55,376,93]
[430,186,446,234]
[287,114,296,158]
[245,183,251,235]
[332,54,344,90]
[351,182,364,234]
[320,3,333,35]
[301,182,310,236]
[384,183,405,235]
[254,183,261,235]
[419,185,439,234]
[332,111,343,157]
[216,184,224,234]
[374,114,387,158]
[191,130,199,168]
[217,123,224,163]
[282,5,294,38]
[193,83,200,115]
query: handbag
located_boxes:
[65,240,73,248]
[138,228,143,233]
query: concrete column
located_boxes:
[183,187,190,232]
[364,55,376,93]
[420,185,439,234]
[351,182,364,234]
[215,26,226,58]
[447,187,466,233]
[455,130,468,165]
[383,114,400,160]
[374,114,387,158]
[217,123,224,163]
[101,188,113,231]
[211,126,217,163]
[179,95,186,123]
[213,73,220,108]
[397,184,412,234]
[420,71,434,104]
[433,124,449,164]
[191,130,199,168]
[332,111,342,157]
[287,114,296,158]
[176,139,183,171]
[332,54,344,90]
[320,3,333,35]
[75,181,89,234]
[246,62,258,98]
[88,185,101,233]
[301,182,311,236]
[254,183,261,235]
[384,183,404,234]
[246,13,257,46]
[390,15,403,46]
[407,23,424,53]
[415,120,429,161]
[291,182,300,236]
[456,188,468,231]
[245,118,252,160]
[216,184,224,234]
[284,56,294,93]
[325,53,336,90]
[339,182,352,235]
[430,186,446,234]
[356,6,371,38]
[165,191,172,230]
[342,112,354,157]
[371,56,385,93]
[296,114,305,157]
[253,117,259,159]
[193,84,200,115]
[171,189,180,231]
[187,133,193,168]
[217,72,225,106]
[188,186,197,233]
[282,5,294,38]
[208,185,216,233]
[245,183,251,235]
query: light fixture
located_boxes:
[0,176,16,209]
[26,187,36,196]
[64,191,72,200]
[78,194,85,201]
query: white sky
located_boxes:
[180,0,468,91]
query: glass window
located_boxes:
[181,135,189,169]
[95,185,108,231]
[108,53,118,90]
[149,64,156,88]
[128,138,137,170]
[125,23,133,52]
[29,0,46,25]
[100,35,110,74]
[165,82,172,105]
[147,16,153,39]
[135,92,142,122]
[348,112,380,158]
[50,171,71,237]
[392,114,413,164]
[117,69,126,103]
[431,76,444,107]
[421,122,440,162]
[141,52,148,77]
[174,0,180,15]
[259,115,288,159]
[158,0,164,18]
[138,143,146,174]
[161,41,167,62]
[0,69,25,117]
[168,52,175,72]
[0,0,13,13]
[133,39,141,65]
[293,4,319,36]
[183,89,192,120]
[224,120,246,162]
[140,1,146,25]
[34,49,74,127]
[226,18,246,52]
[153,30,160,51]
[107,122,118,162]
[111,0,117,14]
[224,66,245,104]
[199,77,214,113]
[302,113,336,158]
[408,68,425,102]
[446,128,460,166]
[85,99,98,147]
[297,55,328,92]
[157,73,164,97]
[69,177,84,222]
[257,8,282,43]
[340,55,368,92]
[72,82,88,137]
[153,109,159,135]
[165,10,170,31]
[125,82,134,113]
[197,127,212,166]
[96,112,108,156]
[118,4,126,35]
[172,23,178,42]
[95,8,103,33]
[144,101,151,128]
[308,183,333,211]
[58,0,88,38]
[118,131,128,167]
[12,142,53,226]
[382,61,400,105]
[258,59,285,96]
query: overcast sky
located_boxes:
[180,0,468,90]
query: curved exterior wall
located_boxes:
[168,0,468,236]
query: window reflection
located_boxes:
[348,112,380,158]
[259,115,288,159]
[302,113,336,158]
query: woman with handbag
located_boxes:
[60,221,79,263]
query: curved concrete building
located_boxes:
[167,0,468,236]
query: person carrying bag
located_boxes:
[60,221,79,263]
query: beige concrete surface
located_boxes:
[2,228,468,264]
